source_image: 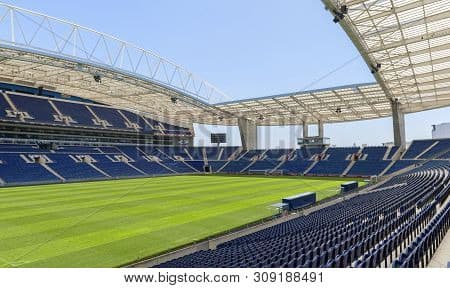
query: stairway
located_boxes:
[303,161,318,175]
[383,146,392,160]
[415,141,439,159]
[41,163,66,181]
[341,161,356,176]
[380,160,396,176]
[88,163,111,177]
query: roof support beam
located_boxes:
[353,0,442,24]
[391,98,406,148]
[302,121,309,138]
[318,120,324,138]
[238,117,257,150]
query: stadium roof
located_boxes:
[1,1,450,127]
[218,0,450,125]
[216,83,392,125]
[321,0,450,116]
[0,2,235,127]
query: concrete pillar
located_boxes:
[318,120,324,138]
[187,123,195,146]
[302,122,309,138]
[391,99,406,148]
[238,117,257,150]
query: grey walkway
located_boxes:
[428,227,450,268]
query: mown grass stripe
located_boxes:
[0,175,363,267]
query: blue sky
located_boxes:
[8,0,450,147]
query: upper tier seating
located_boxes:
[308,161,350,175]
[361,146,388,160]
[187,147,204,160]
[157,163,450,268]
[56,146,102,154]
[438,150,450,159]
[89,106,131,130]
[204,147,220,160]
[402,140,436,159]
[240,150,263,161]
[326,147,359,161]
[0,90,192,135]
[293,147,325,160]
[347,160,391,177]
[263,149,291,160]
[8,93,57,124]
[119,110,153,133]
[420,139,450,159]
[219,146,239,160]
[52,100,96,127]
[0,143,40,152]
[384,160,418,175]
[0,93,13,120]
[386,146,399,159]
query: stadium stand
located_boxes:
[308,161,350,176]
[347,161,391,177]
[246,159,281,173]
[208,161,227,172]
[0,138,449,185]
[384,160,419,175]
[361,146,387,160]
[420,139,450,159]
[386,146,399,160]
[402,140,437,159]
[52,100,97,127]
[0,153,59,184]
[277,160,313,175]
[1,1,450,271]
[8,93,58,124]
[157,163,450,268]
[0,88,192,136]
[220,160,252,173]
[326,147,359,161]
[47,154,105,181]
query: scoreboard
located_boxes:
[211,133,226,144]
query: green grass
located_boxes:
[0,175,364,267]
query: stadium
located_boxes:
[0,0,449,270]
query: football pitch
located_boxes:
[0,175,364,267]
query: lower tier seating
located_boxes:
[157,163,450,268]
[0,141,449,185]
[0,153,59,184]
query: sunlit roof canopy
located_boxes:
[216,83,393,125]
[322,0,450,115]
[0,2,235,127]
[0,1,450,127]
